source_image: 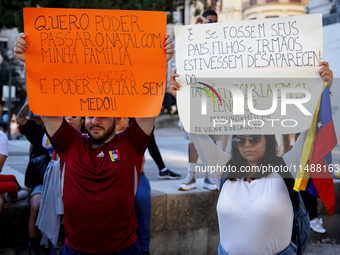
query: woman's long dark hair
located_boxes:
[225,135,278,179]
[80,117,86,133]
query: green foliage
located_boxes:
[0,0,206,30]
[0,0,27,31]
[122,0,142,10]
[0,0,180,31]
[117,0,166,11]
[194,8,201,17]
[167,13,174,24]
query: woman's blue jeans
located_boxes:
[218,241,297,255]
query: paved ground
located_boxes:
[3,124,340,254]
[305,240,340,255]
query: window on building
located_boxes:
[250,0,257,5]
[266,15,279,18]
[289,0,301,2]
[0,39,8,50]
[211,0,217,10]
[266,0,279,2]
[179,7,184,24]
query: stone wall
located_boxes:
[0,180,339,255]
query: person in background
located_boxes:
[2,113,8,123]
[64,116,85,134]
[125,117,180,180]
[116,117,130,134]
[36,115,85,255]
[179,9,219,191]
[1,113,9,133]
[302,188,326,234]
[150,132,181,180]
[10,114,19,139]
[16,101,54,255]
[0,130,29,213]
[195,10,218,24]
[117,118,152,255]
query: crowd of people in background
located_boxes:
[0,113,22,139]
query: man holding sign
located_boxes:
[15,27,174,255]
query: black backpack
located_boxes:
[219,156,310,255]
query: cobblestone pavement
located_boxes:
[305,239,340,254]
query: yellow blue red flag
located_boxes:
[294,82,337,216]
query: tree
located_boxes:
[0,0,30,31]
[0,0,116,32]
[0,0,197,31]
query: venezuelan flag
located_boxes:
[294,82,338,216]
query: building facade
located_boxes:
[306,0,336,15]
[184,0,309,24]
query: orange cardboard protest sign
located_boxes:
[24,8,167,117]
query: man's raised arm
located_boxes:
[40,116,63,137]
[14,33,63,137]
[135,118,156,136]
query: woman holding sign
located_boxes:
[169,63,333,255]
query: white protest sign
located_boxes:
[175,14,324,134]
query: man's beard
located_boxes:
[85,123,115,144]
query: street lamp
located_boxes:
[6,49,14,140]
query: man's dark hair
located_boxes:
[202,10,218,18]
[225,135,278,179]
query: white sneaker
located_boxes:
[16,189,30,201]
[178,173,196,191]
[203,178,218,191]
[310,218,326,234]
[4,189,29,202]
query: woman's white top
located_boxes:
[190,131,307,255]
